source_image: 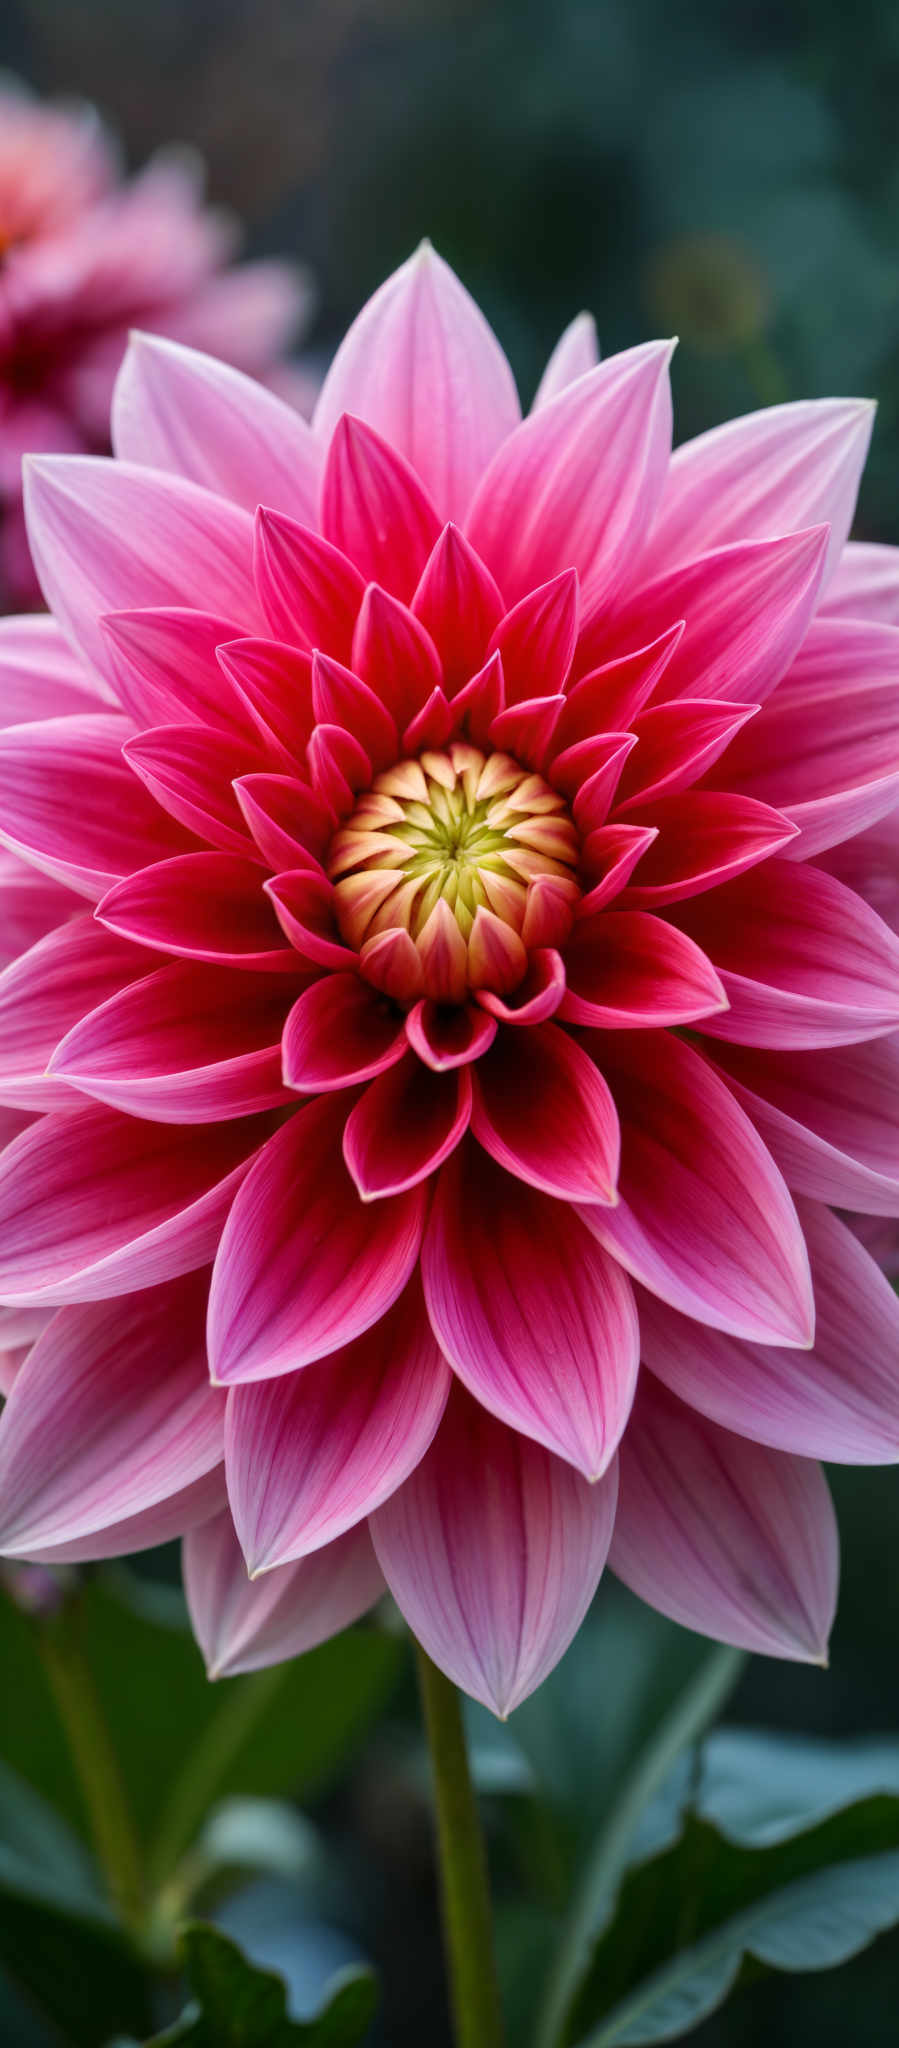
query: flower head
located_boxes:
[0,246,897,1713]
[0,76,311,611]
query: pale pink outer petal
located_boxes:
[0,917,147,1111]
[184,1510,385,1679]
[0,614,109,720]
[532,313,600,410]
[0,1104,270,1306]
[599,528,828,709]
[111,334,322,526]
[0,714,189,899]
[610,1376,838,1662]
[0,858,76,970]
[0,1274,225,1559]
[23,456,263,690]
[676,860,899,1048]
[226,1281,451,1568]
[422,1141,639,1478]
[313,244,521,521]
[638,1199,899,1463]
[370,1385,619,1715]
[578,1032,815,1347]
[466,340,673,614]
[818,810,899,936]
[705,1037,899,1214]
[718,617,899,860]
[208,1097,427,1382]
[49,962,292,1125]
[820,541,899,625]
[641,397,874,589]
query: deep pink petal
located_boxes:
[475,948,567,1025]
[466,341,673,613]
[236,777,331,871]
[560,624,684,732]
[344,1056,471,1198]
[208,1096,427,1381]
[50,962,292,1123]
[217,638,314,767]
[617,791,797,907]
[471,1022,619,1202]
[704,1036,899,1214]
[282,974,407,1092]
[112,333,321,523]
[265,869,357,969]
[405,997,497,1070]
[643,397,873,588]
[307,722,372,813]
[123,725,264,856]
[253,508,364,660]
[0,714,191,898]
[100,608,252,736]
[184,1510,384,1677]
[0,1274,223,1559]
[577,825,658,915]
[532,312,599,409]
[639,1199,899,1462]
[311,651,398,771]
[597,528,828,707]
[614,699,758,811]
[370,1383,618,1715]
[320,414,441,600]
[673,859,899,1047]
[23,456,262,689]
[488,570,579,706]
[610,1375,838,1661]
[412,524,504,695]
[313,244,521,521]
[450,650,505,747]
[560,910,727,1027]
[423,1140,639,1477]
[578,1031,815,1345]
[226,1278,450,1567]
[0,1104,270,1306]
[351,585,443,729]
[98,853,299,972]
[0,916,147,1111]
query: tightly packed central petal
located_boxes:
[328,744,581,1000]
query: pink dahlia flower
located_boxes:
[0,78,311,611]
[0,246,897,1716]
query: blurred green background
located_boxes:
[1,1,898,2043]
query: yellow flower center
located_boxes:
[327,743,580,1001]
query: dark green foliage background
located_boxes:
[0,2,898,2042]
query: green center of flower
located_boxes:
[327,743,580,1002]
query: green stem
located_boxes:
[415,1640,507,2048]
[38,1599,144,1933]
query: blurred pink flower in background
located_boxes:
[0,246,897,1715]
[0,77,313,610]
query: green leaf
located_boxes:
[0,1576,401,1885]
[142,1923,377,2046]
[0,1760,150,2046]
[535,1609,742,2048]
[514,1583,743,1840]
[561,1733,899,2046]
